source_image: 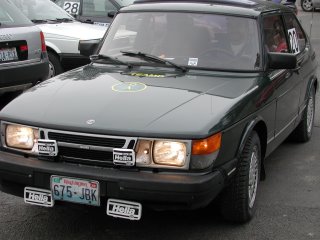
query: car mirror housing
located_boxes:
[268,52,297,70]
[108,11,117,18]
[78,39,101,57]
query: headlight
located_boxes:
[153,141,187,167]
[5,124,39,150]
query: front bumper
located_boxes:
[0,151,225,210]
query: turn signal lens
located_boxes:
[5,125,38,150]
[192,132,222,155]
[135,140,152,165]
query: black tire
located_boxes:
[290,86,315,142]
[301,0,313,12]
[48,51,63,79]
[220,131,261,223]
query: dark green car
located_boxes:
[0,0,318,223]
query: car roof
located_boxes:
[120,0,292,18]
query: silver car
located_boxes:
[11,0,107,78]
[0,0,49,95]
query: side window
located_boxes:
[55,0,81,15]
[263,15,288,53]
[83,0,117,16]
[104,0,117,12]
[284,14,306,55]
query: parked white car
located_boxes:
[10,0,107,78]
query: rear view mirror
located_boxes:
[268,52,297,70]
[79,39,101,57]
[108,11,117,18]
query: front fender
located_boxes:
[45,41,61,54]
[237,117,263,158]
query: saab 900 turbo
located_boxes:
[0,0,318,223]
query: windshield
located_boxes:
[10,0,73,21]
[114,0,135,7]
[0,0,32,27]
[100,12,261,71]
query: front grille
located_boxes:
[48,132,126,148]
[58,146,113,167]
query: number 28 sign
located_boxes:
[63,2,80,15]
[288,28,300,54]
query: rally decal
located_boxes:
[288,28,300,54]
[63,2,80,15]
[112,82,147,92]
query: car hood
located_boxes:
[38,21,107,40]
[0,65,260,139]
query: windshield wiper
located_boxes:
[90,54,132,68]
[31,19,48,23]
[120,50,187,72]
[54,18,74,22]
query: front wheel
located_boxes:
[48,51,63,79]
[220,131,261,223]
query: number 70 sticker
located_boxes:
[288,28,300,55]
[63,2,80,15]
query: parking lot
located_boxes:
[0,5,320,240]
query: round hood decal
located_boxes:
[112,82,147,92]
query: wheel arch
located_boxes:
[237,117,267,180]
[46,46,60,59]
[312,77,318,93]
[45,41,61,55]
[304,76,318,104]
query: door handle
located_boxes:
[293,65,301,74]
[285,72,291,79]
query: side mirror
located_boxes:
[78,39,101,57]
[268,52,297,70]
[108,11,117,18]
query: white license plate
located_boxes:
[93,22,110,28]
[51,176,100,206]
[0,48,18,62]
[107,199,142,220]
[24,187,54,207]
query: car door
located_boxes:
[283,13,311,119]
[262,14,301,141]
